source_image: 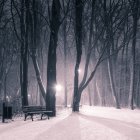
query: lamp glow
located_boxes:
[78,69,81,73]
[28,94,31,97]
[55,84,62,92]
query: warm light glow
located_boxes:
[55,84,62,92]
[6,96,10,102]
[78,69,81,73]
[28,94,31,97]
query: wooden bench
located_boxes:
[22,106,52,121]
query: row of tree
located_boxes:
[0,0,140,115]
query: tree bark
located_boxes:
[108,58,120,108]
[20,0,28,106]
[46,0,61,116]
[87,85,92,106]
[31,55,46,101]
[30,0,46,104]
[63,19,68,107]
[129,0,139,110]
[72,0,83,112]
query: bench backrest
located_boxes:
[22,106,46,113]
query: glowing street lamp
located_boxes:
[55,84,62,92]
[6,96,11,102]
[28,94,31,98]
[6,96,9,101]
[78,68,82,74]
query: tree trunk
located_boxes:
[72,0,83,112]
[87,85,92,106]
[108,58,120,108]
[79,0,96,90]
[46,0,61,116]
[30,0,46,104]
[129,0,139,110]
[31,55,46,101]
[20,0,28,106]
[63,20,68,107]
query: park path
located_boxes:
[36,113,140,140]
[0,109,71,140]
[0,107,140,140]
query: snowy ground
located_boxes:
[0,106,140,140]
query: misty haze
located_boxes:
[0,0,140,139]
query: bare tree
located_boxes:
[45,0,61,116]
[72,0,83,112]
[128,0,139,110]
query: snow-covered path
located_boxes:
[0,109,71,140]
[0,106,140,140]
[35,113,140,140]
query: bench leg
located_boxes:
[31,114,33,121]
[48,115,49,119]
[24,114,27,121]
[41,114,50,120]
[41,114,43,120]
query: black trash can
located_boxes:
[2,103,12,122]
[3,106,12,119]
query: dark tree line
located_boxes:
[0,0,140,115]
